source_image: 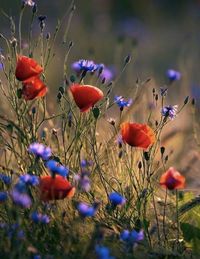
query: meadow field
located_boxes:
[0,0,200,258]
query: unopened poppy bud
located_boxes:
[41,128,48,139]
[155,94,158,101]
[118,150,123,159]
[32,107,36,114]
[124,54,131,64]
[57,92,62,100]
[160,146,165,156]
[184,96,189,105]
[165,155,168,163]
[70,75,76,83]
[17,89,22,99]
[143,152,150,161]
[192,98,195,106]
[101,77,106,84]
[46,33,50,40]
[138,161,142,169]
[59,87,65,95]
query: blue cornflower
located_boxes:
[0,192,8,202]
[33,255,41,259]
[95,245,115,259]
[77,202,98,217]
[114,96,133,110]
[120,229,144,245]
[0,174,11,185]
[20,174,39,186]
[166,69,181,82]
[72,59,98,73]
[31,211,50,224]
[97,64,114,82]
[28,143,51,160]
[45,160,69,178]
[161,105,178,120]
[109,192,126,206]
[10,189,32,208]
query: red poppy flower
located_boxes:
[15,55,43,81]
[160,167,185,190]
[39,175,75,201]
[70,84,104,112]
[22,76,47,100]
[120,122,156,149]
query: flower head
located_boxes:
[77,202,99,217]
[95,245,115,259]
[23,0,35,6]
[19,174,39,186]
[161,105,178,120]
[28,143,51,160]
[74,173,91,192]
[70,84,104,112]
[166,69,181,82]
[72,59,98,73]
[97,64,114,82]
[0,192,8,202]
[31,211,50,224]
[39,175,75,201]
[10,189,32,208]
[160,167,185,190]
[22,76,48,100]
[15,55,43,81]
[0,174,11,185]
[109,192,126,206]
[120,229,144,245]
[114,96,133,110]
[120,122,155,149]
[45,160,69,178]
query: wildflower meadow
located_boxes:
[0,0,200,258]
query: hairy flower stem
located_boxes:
[176,190,179,247]
[163,188,168,243]
[18,6,25,54]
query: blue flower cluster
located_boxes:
[46,160,69,178]
[120,229,144,246]
[31,211,50,224]
[10,174,39,208]
[72,59,114,82]
[28,142,52,160]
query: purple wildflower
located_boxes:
[72,59,98,73]
[114,96,133,110]
[80,159,93,168]
[166,69,181,82]
[31,211,50,224]
[161,105,178,120]
[45,160,69,178]
[77,202,99,217]
[28,143,51,160]
[10,189,32,208]
[74,173,91,192]
[109,192,126,206]
[97,64,114,83]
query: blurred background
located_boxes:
[1,0,200,190]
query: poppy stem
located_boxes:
[18,5,25,54]
[176,189,180,248]
[163,188,168,243]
